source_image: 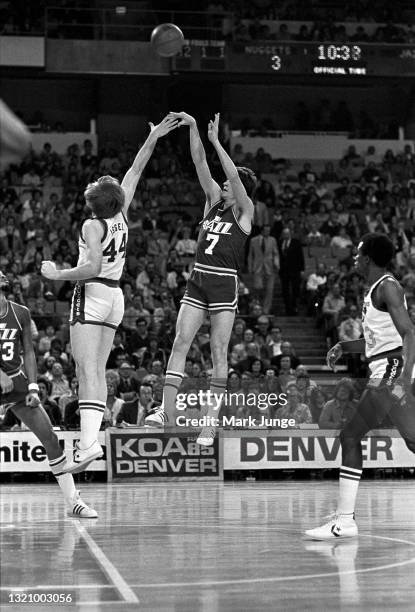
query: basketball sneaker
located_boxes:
[197,426,216,446]
[68,490,98,519]
[305,512,358,540]
[62,440,103,474]
[145,406,168,428]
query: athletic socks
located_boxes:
[79,399,105,449]
[49,453,76,507]
[163,370,184,420]
[205,378,227,419]
[337,465,362,515]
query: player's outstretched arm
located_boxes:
[41,220,104,282]
[169,111,222,211]
[121,115,178,214]
[18,304,41,407]
[208,113,254,227]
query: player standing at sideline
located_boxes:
[145,112,257,445]
[41,115,178,472]
[0,272,96,517]
[306,234,415,539]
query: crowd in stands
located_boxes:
[1,0,414,44]
[0,123,414,431]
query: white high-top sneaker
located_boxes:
[305,513,358,540]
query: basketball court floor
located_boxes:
[1,480,414,611]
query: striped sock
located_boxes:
[206,378,227,419]
[49,453,76,507]
[337,465,362,515]
[163,370,184,419]
[79,400,105,448]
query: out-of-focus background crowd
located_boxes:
[1,0,414,432]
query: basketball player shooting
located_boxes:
[145,112,257,446]
[41,115,178,473]
[306,234,415,539]
[0,272,96,517]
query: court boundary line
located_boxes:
[74,522,139,604]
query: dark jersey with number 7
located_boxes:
[194,200,250,275]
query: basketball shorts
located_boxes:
[70,280,124,330]
[181,270,238,312]
[367,354,403,390]
[1,371,28,407]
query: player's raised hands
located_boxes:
[168,111,196,127]
[326,342,343,371]
[41,261,60,280]
[207,113,220,144]
[149,115,179,138]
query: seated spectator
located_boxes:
[275,355,296,392]
[107,331,127,369]
[306,221,325,247]
[102,379,124,428]
[306,262,327,315]
[266,325,283,357]
[271,341,301,371]
[322,284,346,347]
[49,361,70,403]
[126,317,150,354]
[309,386,329,423]
[116,383,156,427]
[117,361,140,398]
[59,375,78,419]
[175,226,197,257]
[38,377,62,427]
[330,226,353,262]
[318,378,357,429]
[338,304,364,375]
[275,381,312,425]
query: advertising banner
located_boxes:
[223,430,415,470]
[107,428,223,481]
[0,431,106,472]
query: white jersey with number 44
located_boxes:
[362,274,405,359]
[77,211,128,281]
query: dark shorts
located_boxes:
[2,371,28,407]
[181,270,238,313]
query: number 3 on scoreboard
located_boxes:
[204,233,219,255]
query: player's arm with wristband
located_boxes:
[326,338,365,371]
[121,114,178,214]
[18,305,41,408]
[207,112,254,231]
[169,111,222,215]
[41,221,104,282]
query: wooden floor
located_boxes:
[1,480,414,611]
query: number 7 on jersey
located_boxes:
[204,233,219,255]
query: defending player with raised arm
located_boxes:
[306,234,415,540]
[145,111,257,446]
[41,115,178,473]
[0,272,96,517]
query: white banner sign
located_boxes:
[0,431,106,472]
[223,431,415,469]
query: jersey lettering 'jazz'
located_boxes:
[362,274,405,359]
[0,301,23,375]
[77,211,128,281]
[195,200,249,274]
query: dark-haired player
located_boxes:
[41,115,177,472]
[306,234,415,539]
[0,272,96,517]
[145,112,257,445]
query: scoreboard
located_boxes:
[173,41,415,77]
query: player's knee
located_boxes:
[173,331,192,354]
[41,427,60,454]
[339,429,359,453]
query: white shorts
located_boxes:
[69,280,124,330]
[367,354,403,388]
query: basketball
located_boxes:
[150,23,184,57]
